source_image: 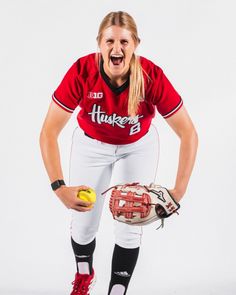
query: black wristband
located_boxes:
[51,179,65,191]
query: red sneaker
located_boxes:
[70,269,96,295]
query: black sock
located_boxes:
[71,237,96,275]
[108,244,140,295]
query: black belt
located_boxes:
[84,132,94,139]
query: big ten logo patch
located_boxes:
[87,92,103,99]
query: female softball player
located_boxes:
[40,11,198,295]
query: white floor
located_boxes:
[1,284,236,295]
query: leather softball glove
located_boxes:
[102,182,180,229]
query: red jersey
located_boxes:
[52,53,183,144]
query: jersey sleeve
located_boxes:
[152,67,183,118]
[52,61,81,113]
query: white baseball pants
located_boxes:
[69,124,160,248]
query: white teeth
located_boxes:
[110,54,123,58]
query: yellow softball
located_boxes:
[78,188,96,204]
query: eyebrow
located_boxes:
[105,38,129,41]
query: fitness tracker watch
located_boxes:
[51,179,65,191]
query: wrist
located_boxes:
[169,188,185,202]
[54,185,66,197]
[51,179,65,191]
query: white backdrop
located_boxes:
[0,0,235,294]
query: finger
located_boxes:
[73,205,94,212]
[77,185,91,191]
[76,200,93,207]
[70,185,90,192]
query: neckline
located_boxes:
[100,58,129,95]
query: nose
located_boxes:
[113,40,122,53]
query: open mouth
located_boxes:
[110,54,124,66]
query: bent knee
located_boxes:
[114,222,142,248]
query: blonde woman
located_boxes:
[40,11,198,295]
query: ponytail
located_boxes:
[128,54,145,117]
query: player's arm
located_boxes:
[165,106,198,202]
[39,101,93,211]
[39,100,71,183]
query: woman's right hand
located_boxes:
[55,185,94,212]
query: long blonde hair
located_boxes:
[96,11,145,117]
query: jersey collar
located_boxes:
[100,58,129,95]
